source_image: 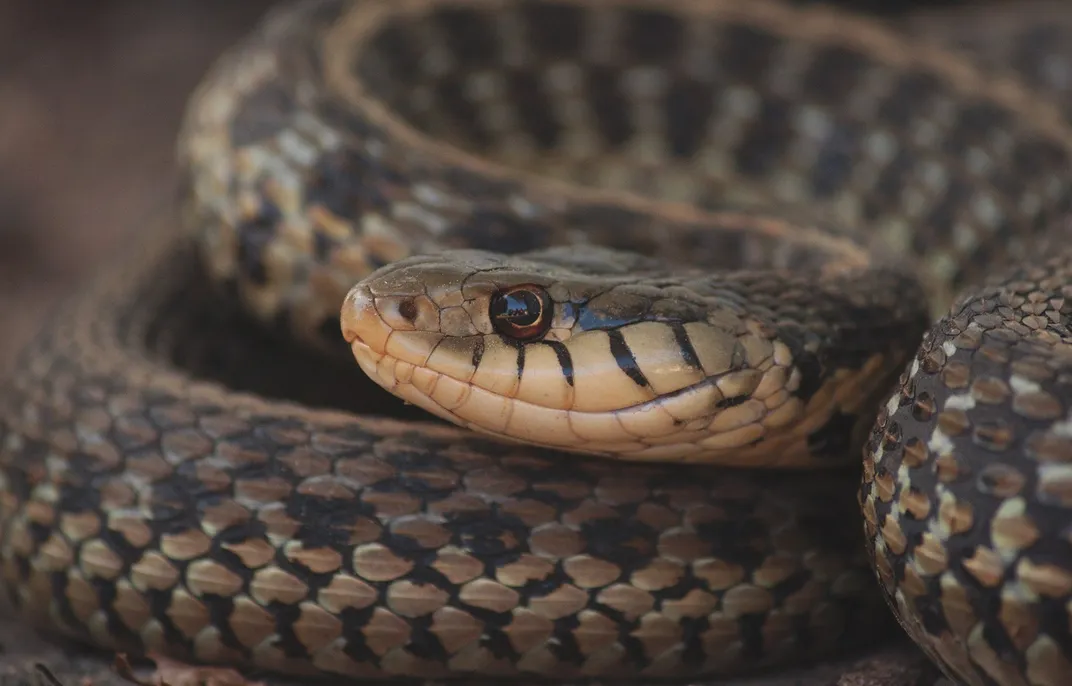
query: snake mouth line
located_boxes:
[346,333,831,466]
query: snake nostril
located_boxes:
[398,298,418,323]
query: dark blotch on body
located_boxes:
[666,79,714,158]
[235,201,283,286]
[230,83,295,147]
[587,66,632,147]
[506,68,560,150]
[432,6,498,65]
[445,210,554,254]
[521,0,585,57]
[624,8,683,63]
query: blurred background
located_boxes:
[0,0,277,372]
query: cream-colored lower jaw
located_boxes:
[347,340,821,467]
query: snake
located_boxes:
[1,0,1072,684]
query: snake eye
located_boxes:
[489,285,552,341]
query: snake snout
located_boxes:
[340,283,391,354]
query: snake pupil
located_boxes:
[499,292,540,325]
[490,286,551,340]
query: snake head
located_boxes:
[339,247,857,466]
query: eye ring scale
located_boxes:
[489,284,553,341]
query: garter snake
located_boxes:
[1,1,1072,685]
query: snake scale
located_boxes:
[2,0,1072,684]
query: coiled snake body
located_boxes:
[2,1,1072,685]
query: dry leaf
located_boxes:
[113,653,265,686]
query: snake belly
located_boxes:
[2,1,1072,685]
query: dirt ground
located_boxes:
[0,0,980,684]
